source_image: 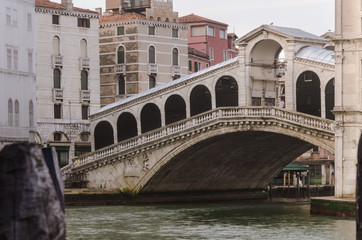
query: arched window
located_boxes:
[149,46,155,64]
[54,68,61,88]
[117,46,125,64]
[81,70,88,90]
[29,100,34,127]
[80,39,87,58]
[296,71,321,117]
[149,75,156,89]
[53,36,60,55]
[118,75,125,95]
[14,100,19,127]
[8,99,13,126]
[325,78,335,120]
[172,48,178,66]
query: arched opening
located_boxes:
[53,36,60,55]
[117,112,138,142]
[149,46,155,64]
[81,70,88,90]
[49,131,70,168]
[149,75,156,89]
[117,46,125,64]
[54,68,61,88]
[190,85,212,116]
[29,100,34,128]
[80,39,87,58]
[172,48,178,66]
[215,76,238,107]
[118,75,126,95]
[358,135,362,234]
[141,103,161,133]
[165,95,186,125]
[8,99,13,126]
[296,71,321,117]
[14,100,19,127]
[94,121,114,150]
[250,39,284,106]
[325,78,335,120]
[75,132,91,158]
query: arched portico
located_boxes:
[94,121,114,150]
[190,85,212,116]
[117,112,138,142]
[165,95,186,125]
[296,71,321,117]
[215,76,238,107]
[141,103,161,133]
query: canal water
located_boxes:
[66,201,355,240]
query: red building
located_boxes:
[179,13,238,73]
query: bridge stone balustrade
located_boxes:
[62,107,335,193]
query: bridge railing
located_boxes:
[65,107,335,171]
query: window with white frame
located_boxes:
[219,29,226,39]
[149,25,155,35]
[209,48,214,60]
[29,100,34,128]
[117,26,125,36]
[80,39,88,58]
[149,46,156,64]
[13,50,18,71]
[172,28,178,38]
[14,100,19,127]
[172,48,178,66]
[207,26,215,37]
[223,50,227,61]
[6,8,11,26]
[27,13,32,31]
[191,26,206,36]
[7,48,12,69]
[8,99,13,126]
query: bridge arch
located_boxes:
[190,85,212,116]
[141,103,162,133]
[165,94,186,125]
[296,70,321,117]
[325,78,335,120]
[94,121,114,150]
[117,112,138,142]
[215,76,239,107]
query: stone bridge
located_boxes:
[63,107,335,194]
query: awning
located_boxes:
[283,163,309,171]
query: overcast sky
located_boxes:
[54,0,334,37]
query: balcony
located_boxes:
[53,89,63,100]
[172,66,181,76]
[115,64,126,75]
[80,58,90,69]
[81,90,91,101]
[52,55,63,68]
[148,64,158,75]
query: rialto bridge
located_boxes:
[62,24,341,198]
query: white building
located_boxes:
[0,0,37,149]
[35,0,100,167]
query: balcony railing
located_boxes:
[53,88,63,100]
[115,64,126,74]
[52,55,63,68]
[148,64,158,75]
[80,58,90,69]
[172,66,181,76]
[81,90,91,101]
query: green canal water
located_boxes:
[66,201,355,240]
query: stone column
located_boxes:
[284,43,295,111]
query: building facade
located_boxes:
[99,0,188,107]
[0,0,37,149]
[179,14,238,73]
[35,0,100,167]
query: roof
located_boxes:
[35,0,98,13]
[178,13,228,27]
[188,47,209,60]
[100,12,146,23]
[263,25,327,42]
[296,46,335,65]
[283,163,309,171]
[95,57,239,115]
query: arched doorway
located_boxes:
[190,85,212,116]
[117,112,138,142]
[215,76,238,107]
[296,71,321,117]
[94,121,114,150]
[141,103,161,133]
[165,95,186,125]
[325,78,335,120]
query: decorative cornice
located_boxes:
[35,7,100,19]
[294,57,335,69]
[100,19,188,30]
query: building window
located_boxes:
[310,165,322,185]
[78,18,90,28]
[172,28,178,38]
[28,51,33,73]
[54,132,62,141]
[8,99,13,126]
[264,98,275,106]
[52,15,60,25]
[6,8,11,26]
[80,39,87,58]
[117,46,125,64]
[14,100,19,127]
[188,60,192,72]
[53,36,60,55]
[54,104,62,119]
[118,76,125,95]
[172,48,178,66]
[13,50,18,71]
[80,133,89,142]
[252,97,261,106]
[223,50,227,61]
[149,46,156,64]
[29,100,34,128]
[7,48,12,70]
[148,26,155,35]
[206,63,209,68]
[27,13,32,31]
[12,9,18,27]
[149,76,156,89]
[219,29,226,39]
[191,26,206,36]
[207,26,215,37]
[210,48,214,60]
[54,69,61,89]
[228,54,232,60]
[117,26,125,36]
[194,61,201,72]
[82,105,89,120]
[81,70,88,90]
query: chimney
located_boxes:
[95,8,103,14]
[61,0,73,11]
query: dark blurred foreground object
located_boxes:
[0,144,65,240]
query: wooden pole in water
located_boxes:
[283,172,286,190]
[297,172,300,200]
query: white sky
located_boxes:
[53,0,335,37]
